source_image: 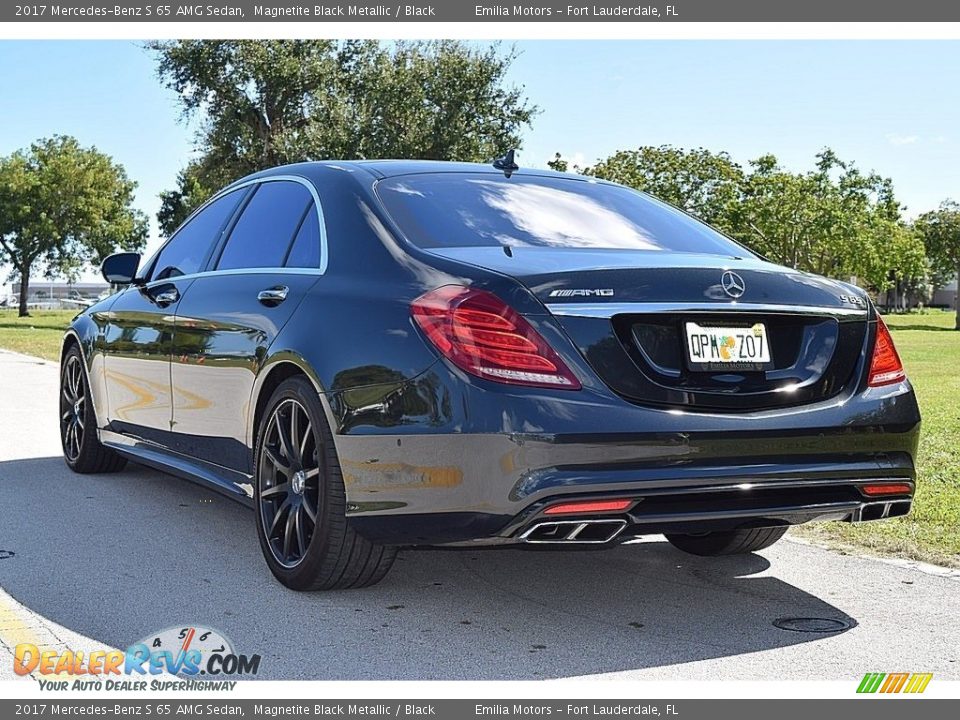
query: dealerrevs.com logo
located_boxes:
[14,625,260,691]
[857,672,933,694]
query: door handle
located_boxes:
[153,287,179,307]
[257,286,289,305]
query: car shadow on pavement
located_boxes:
[0,457,858,680]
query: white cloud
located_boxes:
[885,133,920,146]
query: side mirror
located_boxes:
[101,252,142,285]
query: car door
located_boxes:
[168,178,324,473]
[101,188,248,445]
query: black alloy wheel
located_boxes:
[254,376,397,590]
[59,345,126,473]
[60,353,86,464]
[258,398,322,568]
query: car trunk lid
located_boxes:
[429,247,872,411]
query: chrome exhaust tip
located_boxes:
[851,499,912,523]
[519,518,628,544]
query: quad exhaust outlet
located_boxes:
[519,518,628,544]
[851,499,912,523]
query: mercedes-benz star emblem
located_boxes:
[721,271,746,299]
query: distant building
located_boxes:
[1,280,113,309]
[931,275,958,309]
[874,274,957,311]
[11,280,110,300]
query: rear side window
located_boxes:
[216,181,313,271]
[377,173,750,257]
[285,203,321,268]
[151,189,244,280]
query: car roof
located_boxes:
[241,159,576,182]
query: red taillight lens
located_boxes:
[411,286,581,390]
[868,316,906,387]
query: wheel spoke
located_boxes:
[275,411,295,463]
[261,482,288,499]
[302,495,317,523]
[68,422,79,458]
[299,420,312,461]
[290,405,302,462]
[294,505,307,556]
[264,445,289,472]
[62,409,72,423]
[303,467,319,480]
[268,498,290,537]
[283,506,295,559]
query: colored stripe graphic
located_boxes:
[904,673,934,694]
[857,673,886,693]
[857,672,932,694]
[881,673,909,693]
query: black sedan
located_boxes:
[60,159,921,590]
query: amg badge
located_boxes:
[548,288,615,298]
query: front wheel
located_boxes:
[254,376,397,591]
[60,345,126,474]
[665,527,788,556]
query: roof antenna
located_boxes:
[492,149,519,178]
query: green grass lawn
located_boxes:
[0,309,77,361]
[797,310,960,567]
[1,307,958,566]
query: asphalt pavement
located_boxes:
[0,349,957,681]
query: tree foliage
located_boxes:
[730,150,925,291]
[0,136,147,316]
[915,201,960,328]
[151,40,539,235]
[560,145,928,296]
[584,145,744,232]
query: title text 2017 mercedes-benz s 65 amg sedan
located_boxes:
[60,159,921,590]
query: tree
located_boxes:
[568,145,925,296]
[915,201,960,329]
[156,161,215,237]
[729,150,922,291]
[0,136,148,316]
[546,153,568,173]
[150,40,539,234]
[580,145,745,232]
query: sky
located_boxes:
[1,40,959,284]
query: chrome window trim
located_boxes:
[138,266,321,290]
[147,174,328,283]
[545,302,869,318]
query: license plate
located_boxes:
[685,322,772,371]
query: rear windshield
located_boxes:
[376,173,749,256]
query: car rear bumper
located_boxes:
[333,375,920,546]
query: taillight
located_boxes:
[411,285,581,390]
[868,316,906,387]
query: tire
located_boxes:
[60,345,127,474]
[254,376,397,591]
[665,526,788,556]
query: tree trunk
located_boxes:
[17,267,31,318]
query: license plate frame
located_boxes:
[684,321,773,372]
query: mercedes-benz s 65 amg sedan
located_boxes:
[61,159,921,590]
